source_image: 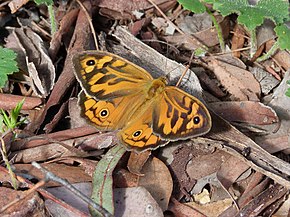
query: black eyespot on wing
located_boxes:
[133,130,142,138]
[86,59,95,66]
[193,116,200,124]
[99,109,109,118]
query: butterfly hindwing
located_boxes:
[118,104,168,152]
[152,87,211,140]
[79,91,147,130]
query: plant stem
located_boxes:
[256,41,280,62]
[206,7,225,52]
[249,29,257,58]
[48,4,57,35]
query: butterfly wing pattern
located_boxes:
[73,51,211,152]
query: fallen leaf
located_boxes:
[0,187,46,216]
[5,27,55,97]
[139,157,173,211]
[209,101,279,125]
[14,163,92,187]
[127,150,151,175]
[255,70,290,153]
[168,198,207,217]
[114,187,163,217]
[90,145,126,216]
[208,56,261,101]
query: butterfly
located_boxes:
[72,51,211,152]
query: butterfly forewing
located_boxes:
[152,87,211,140]
[73,51,153,100]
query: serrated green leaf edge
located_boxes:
[90,145,127,216]
[205,0,289,30]
[275,24,290,50]
[177,0,206,13]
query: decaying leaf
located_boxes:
[5,26,55,97]
[208,56,261,101]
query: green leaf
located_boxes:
[286,88,290,97]
[0,98,25,131]
[207,0,289,30]
[0,47,18,88]
[90,145,126,216]
[178,0,206,13]
[34,0,53,5]
[286,80,290,97]
[275,24,290,50]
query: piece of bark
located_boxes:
[0,93,42,110]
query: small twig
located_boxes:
[175,51,195,87]
[75,0,99,50]
[32,162,113,217]
[0,137,19,190]
[0,180,46,213]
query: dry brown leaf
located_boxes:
[5,27,55,97]
[208,57,261,101]
[186,149,231,181]
[139,157,173,211]
[114,168,139,188]
[0,187,46,216]
[255,70,290,153]
[127,151,151,175]
[8,0,29,14]
[209,101,279,125]
[216,156,250,190]
[114,187,163,217]
[168,198,207,217]
[97,0,172,20]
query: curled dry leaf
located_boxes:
[255,70,290,153]
[250,66,280,94]
[96,0,172,20]
[8,0,29,14]
[208,56,261,101]
[127,151,151,175]
[5,27,55,97]
[209,101,279,125]
[139,157,173,211]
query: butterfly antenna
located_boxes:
[175,51,195,87]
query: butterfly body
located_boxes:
[73,51,211,152]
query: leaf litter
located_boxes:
[0,0,290,216]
